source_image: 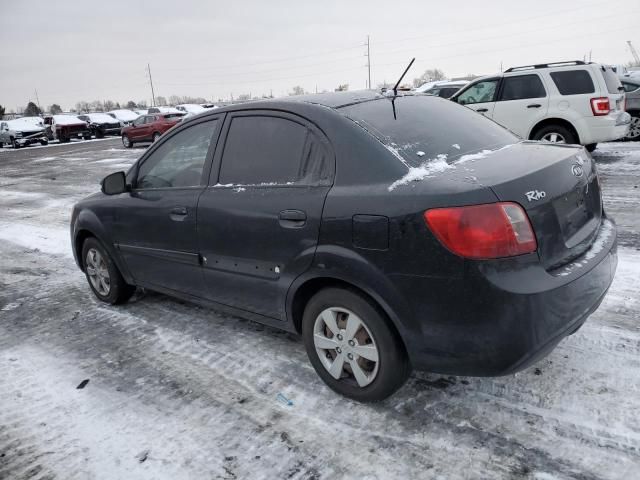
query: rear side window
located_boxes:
[550,70,595,95]
[164,113,184,120]
[218,116,311,185]
[601,67,623,94]
[499,74,546,100]
[341,95,517,167]
[438,87,459,98]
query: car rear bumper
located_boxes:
[580,112,631,143]
[401,217,617,376]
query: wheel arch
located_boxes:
[287,271,412,361]
[72,210,134,284]
[528,117,580,144]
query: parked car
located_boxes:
[107,109,140,126]
[134,109,148,116]
[120,112,184,147]
[148,106,184,114]
[71,91,617,401]
[176,104,207,115]
[619,76,640,141]
[77,113,122,138]
[451,61,631,152]
[45,114,91,143]
[416,80,468,99]
[0,118,49,148]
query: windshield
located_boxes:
[339,95,517,167]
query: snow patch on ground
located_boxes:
[0,222,71,257]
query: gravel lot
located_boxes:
[1,138,639,480]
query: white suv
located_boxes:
[451,61,631,151]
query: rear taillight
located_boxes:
[590,97,610,116]
[424,202,537,259]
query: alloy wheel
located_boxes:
[541,132,566,143]
[313,307,380,387]
[86,248,111,296]
[122,135,131,147]
[628,116,640,140]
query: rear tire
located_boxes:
[81,237,135,305]
[40,139,49,146]
[302,287,410,402]
[11,138,20,149]
[532,124,577,145]
[585,143,597,153]
[96,130,105,139]
[626,111,640,141]
[122,134,133,148]
[152,132,161,142]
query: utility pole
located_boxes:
[147,63,156,107]
[365,35,372,89]
[628,41,640,66]
[34,89,42,113]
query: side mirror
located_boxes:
[101,171,128,195]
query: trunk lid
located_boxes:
[449,142,602,270]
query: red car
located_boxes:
[121,113,184,148]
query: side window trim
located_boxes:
[130,115,223,191]
[207,109,335,188]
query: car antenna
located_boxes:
[393,57,416,96]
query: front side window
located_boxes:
[550,70,595,95]
[456,80,499,105]
[145,116,157,124]
[218,116,309,185]
[132,116,145,127]
[499,74,546,101]
[622,81,640,93]
[136,120,217,189]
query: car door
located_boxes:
[112,117,221,296]
[453,78,500,117]
[128,115,147,141]
[197,111,334,320]
[491,73,549,138]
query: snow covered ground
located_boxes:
[1,139,639,479]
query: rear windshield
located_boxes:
[550,70,595,95]
[339,95,517,167]
[601,67,623,94]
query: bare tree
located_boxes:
[156,96,167,106]
[413,68,446,87]
[103,100,117,111]
[289,86,305,96]
[75,101,90,113]
[237,93,251,101]
[335,84,349,92]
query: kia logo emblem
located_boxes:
[571,164,583,177]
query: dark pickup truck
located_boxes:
[78,113,122,138]
[45,115,92,142]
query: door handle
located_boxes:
[475,108,488,113]
[169,206,188,221]
[527,104,542,108]
[279,209,307,228]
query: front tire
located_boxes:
[122,134,133,148]
[11,138,20,149]
[302,288,410,402]
[152,132,161,142]
[532,124,577,145]
[40,139,49,146]
[82,237,135,305]
[585,143,597,152]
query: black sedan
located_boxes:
[70,91,617,401]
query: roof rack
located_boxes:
[504,60,587,73]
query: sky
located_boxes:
[0,0,637,112]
